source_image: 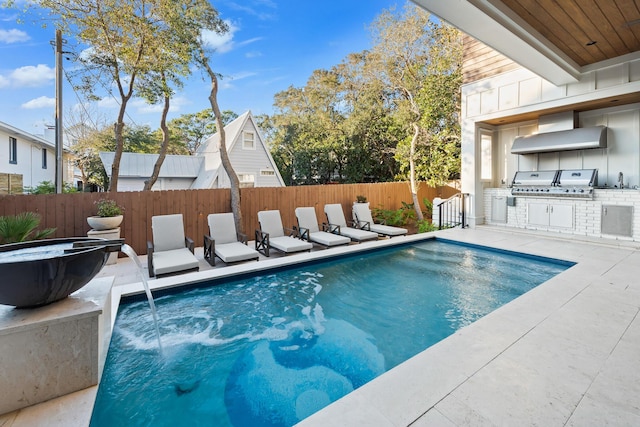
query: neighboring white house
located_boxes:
[191,110,285,189]
[99,152,203,192]
[0,121,73,194]
[100,110,285,191]
[414,0,640,242]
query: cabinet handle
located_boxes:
[550,205,553,213]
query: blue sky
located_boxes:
[0,0,402,137]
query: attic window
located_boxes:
[260,169,275,176]
[242,131,255,150]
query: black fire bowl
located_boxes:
[0,237,123,309]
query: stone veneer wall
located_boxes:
[484,188,640,242]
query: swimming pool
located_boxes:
[90,239,572,426]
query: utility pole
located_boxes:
[55,29,64,194]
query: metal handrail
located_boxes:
[437,193,469,230]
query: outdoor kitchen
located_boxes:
[483,109,640,242]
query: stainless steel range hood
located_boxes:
[511,126,607,154]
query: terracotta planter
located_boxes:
[87,215,123,231]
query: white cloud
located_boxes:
[9,64,55,87]
[230,71,258,81]
[21,96,55,109]
[0,75,10,88]
[96,97,121,110]
[132,96,191,115]
[245,51,263,58]
[201,20,238,53]
[0,29,30,43]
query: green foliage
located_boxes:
[417,219,437,233]
[355,195,367,203]
[422,197,433,218]
[94,199,124,217]
[266,4,461,188]
[371,202,416,226]
[168,109,238,155]
[0,212,56,244]
[24,181,78,194]
[27,0,228,191]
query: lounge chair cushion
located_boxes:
[208,213,260,264]
[152,214,187,251]
[208,213,237,244]
[368,223,408,236]
[308,231,350,247]
[216,242,259,263]
[152,248,199,276]
[352,203,408,236]
[257,211,286,238]
[294,207,321,233]
[324,204,378,242]
[269,236,313,253]
[334,226,379,242]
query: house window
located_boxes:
[42,148,47,169]
[260,169,275,176]
[9,137,17,164]
[242,131,255,150]
[238,173,255,188]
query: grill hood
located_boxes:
[511,126,607,155]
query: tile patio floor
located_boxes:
[1,226,639,426]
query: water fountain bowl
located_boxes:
[0,237,123,308]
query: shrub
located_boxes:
[24,180,78,194]
[417,219,437,233]
[95,199,124,217]
[0,212,56,244]
[371,202,416,226]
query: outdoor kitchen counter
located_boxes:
[484,187,640,243]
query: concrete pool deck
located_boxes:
[1,226,639,426]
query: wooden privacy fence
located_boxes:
[0,182,459,255]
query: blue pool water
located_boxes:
[91,239,571,426]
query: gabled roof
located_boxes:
[190,110,285,189]
[100,152,202,178]
[0,120,56,150]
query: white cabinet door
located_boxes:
[528,202,574,228]
[528,203,549,226]
[549,204,573,228]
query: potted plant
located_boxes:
[87,199,124,231]
[355,195,367,203]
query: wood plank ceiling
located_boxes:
[501,0,640,66]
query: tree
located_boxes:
[30,0,227,192]
[198,52,243,234]
[169,109,238,155]
[368,4,461,219]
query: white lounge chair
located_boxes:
[323,204,379,242]
[294,207,351,248]
[204,213,259,266]
[352,202,408,237]
[147,214,200,278]
[256,210,313,257]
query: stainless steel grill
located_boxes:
[511,169,598,198]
